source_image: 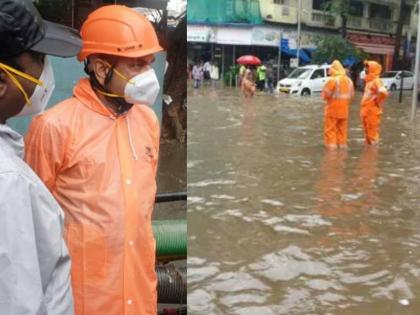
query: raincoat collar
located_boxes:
[73,78,119,117]
[0,123,24,159]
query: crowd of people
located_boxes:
[189,60,220,88]
[239,63,276,98]
[239,58,389,149]
[189,56,388,149]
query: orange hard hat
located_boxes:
[77,5,163,61]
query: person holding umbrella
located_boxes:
[237,55,261,89]
[241,68,256,98]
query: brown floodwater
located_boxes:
[188,85,420,314]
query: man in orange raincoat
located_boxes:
[321,60,354,150]
[360,60,389,145]
[25,5,162,315]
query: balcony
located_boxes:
[259,0,297,24]
[307,10,337,28]
[346,16,398,34]
[369,18,396,33]
[347,16,363,28]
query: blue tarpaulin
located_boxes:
[343,55,358,67]
[279,39,311,63]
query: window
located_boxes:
[313,0,329,10]
[369,4,391,19]
[288,68,312,79]
[274,0,289,4]
[349,0,364,17]
[311,69,325,80]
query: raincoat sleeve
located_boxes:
[321,78,335,101]
[375,80,389,107]
[24,116,69,191]
[0,172,73,315]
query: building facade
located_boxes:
[188,0,416,77]
[259,0,416,69]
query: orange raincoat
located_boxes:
[24,78,160,315]
[360,61,388,144]
[321,60,354,146]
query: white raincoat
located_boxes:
[0,124,73,315]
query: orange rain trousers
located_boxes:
[324,116,348,145]
[361,108,381,144]
[25,78,160,315]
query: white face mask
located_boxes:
[16,56,55,117]
[124,68,160,106]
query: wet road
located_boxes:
[188,86,420,314]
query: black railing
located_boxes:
[156,192,187,203]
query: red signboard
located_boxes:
[347,32,395,46]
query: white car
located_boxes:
[380,71,414,91]
[277,64,330,96]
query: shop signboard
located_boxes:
[187,25,216,43]
[216,27,252,45]
[251,27,281,47]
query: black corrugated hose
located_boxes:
[157,264,187,304]
[158,306,187,315]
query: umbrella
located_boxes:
[236,55,261,65]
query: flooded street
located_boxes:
[188,85,420,314]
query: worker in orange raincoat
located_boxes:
[24,5,162,315]
[321,60,355,150]
[360,60,389,145]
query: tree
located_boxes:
[161,14,187,143]
[392,0,408,70]
[148,9,187,143]
[34,0,72,26]
[322,0,351,38]
[312,35,368,64]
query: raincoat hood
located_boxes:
[0,124,24,158]
[328,60,346,76]
[365,60,382,82]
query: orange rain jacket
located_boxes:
[360,61,388,143]
[24,78,160,315]
[321,60,354,145]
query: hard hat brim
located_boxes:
[31,21,82,58]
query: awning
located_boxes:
[353,43,394,55]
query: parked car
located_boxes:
[276,64,330,96]
[380,71,414,91]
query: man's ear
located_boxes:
[0,71,8,98]
[91,58,110,86]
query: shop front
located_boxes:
[347,32,396,71]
